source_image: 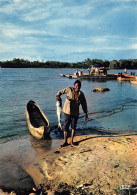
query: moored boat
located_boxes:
[60,65,118,80]
[130,79,137,85]
[26,100,50,139]
[60,73,117,80]
[117,73,136,82]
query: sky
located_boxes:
[0,0,137,62]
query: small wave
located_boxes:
[80,99,137,121]
[79,106,123,121]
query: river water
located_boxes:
[0,68,137,144]
[0,68,137,190]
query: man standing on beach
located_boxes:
[56,80,88,147]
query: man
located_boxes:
[56,80,88,147]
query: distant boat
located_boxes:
[26,100,50,139]
[130,77,137,85]
[117,73,136,81]
[60,70,117,80]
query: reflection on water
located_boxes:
[30,136,52,153]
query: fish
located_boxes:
[56,97,62,130]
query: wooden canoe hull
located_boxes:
[26,100,50,139]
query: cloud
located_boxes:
[131,44,137,49]
[0,0,137,61]
[0,23,52,38]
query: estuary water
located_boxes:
[0,68,137,144]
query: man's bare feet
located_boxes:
[60,142,68,147]
[70,141,76,147]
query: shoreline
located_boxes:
[0,132,62,194]
[1,131,137,194]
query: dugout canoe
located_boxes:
[26,100,50,139]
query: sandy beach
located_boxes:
[1,131,137,194]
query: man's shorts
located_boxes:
[64,113,78,132]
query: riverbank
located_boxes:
[40,133,137,194]
[1,132,137,194]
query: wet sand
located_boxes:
[1,131,137,194]
[0,132,62,194]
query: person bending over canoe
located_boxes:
[56,80,88,147]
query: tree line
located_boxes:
[0,58,137,69]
